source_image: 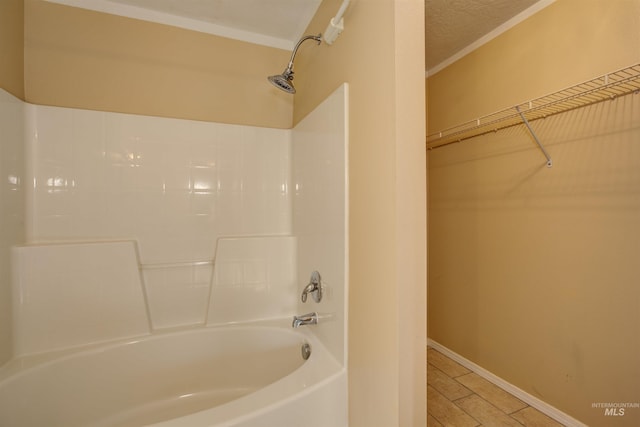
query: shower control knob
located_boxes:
[301,271,322,303]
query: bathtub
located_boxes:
[0,322,347,427]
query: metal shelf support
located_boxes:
[516,106,552,168]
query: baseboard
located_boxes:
[427,339,587,427]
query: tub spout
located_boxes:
[292,312,318,328]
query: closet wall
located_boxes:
[427,0,640,425]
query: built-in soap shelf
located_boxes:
[141,260,214,269]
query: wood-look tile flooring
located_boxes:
[427,347,565,427]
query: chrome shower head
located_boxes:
[268,34,321,94]
[268,68,296,94]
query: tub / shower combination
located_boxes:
[0,323,346,427]
[0,238,347,426]
[1,79,348,426]
[1,235,347,427]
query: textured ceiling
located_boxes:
[425,0,542,71]
[47,0,548,71]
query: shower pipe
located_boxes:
[267,34,322,94]
[324,0,350,44]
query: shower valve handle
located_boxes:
[301,271,322,303]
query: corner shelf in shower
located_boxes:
[426,63,640,167]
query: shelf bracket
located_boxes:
[516,106,552,168]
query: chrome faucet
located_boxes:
[301,271,322,303]
[292,312,318,328]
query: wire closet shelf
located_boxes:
[426,63,640,157]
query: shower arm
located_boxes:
[283,34,322,78]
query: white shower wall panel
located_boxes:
[293,84,348,366]
[25,105,292,264]
[23,105,291,329]
[0,89,26,364]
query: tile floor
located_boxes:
[427,347,565,427]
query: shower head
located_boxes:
[268,68,296,94]
[268,34,321,94]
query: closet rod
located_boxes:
[427,63,640,156]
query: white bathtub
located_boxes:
[0,323,347,427]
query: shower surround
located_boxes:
[1,84,348,425]
[24,103,292,329]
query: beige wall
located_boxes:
[427,0,640,424]
[24,0,292,128]
[428,0,640,132]
[0,0,24,99]
[296,1,427,426]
